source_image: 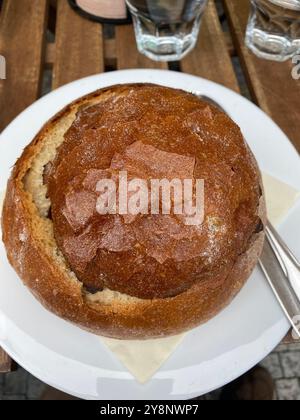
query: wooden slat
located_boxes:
[223,0,300,152]
[47,39,117,69]
[115,25,168,70]
[282,329,300,344]
[52,0,104,89]
[45,43,55,68]
[0,349,13,373]
[0,0,49,372]
[182,0,239,92]
[0,0,49,131]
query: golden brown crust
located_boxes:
[1,84,266,339]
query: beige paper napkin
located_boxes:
[1,173,300,383]
[262,173,300,226]
[102,334,186,384]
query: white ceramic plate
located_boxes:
[0,70,300,400]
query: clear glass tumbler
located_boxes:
[125,0,208,61]
[245,0,300,62]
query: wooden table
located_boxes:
[0,0,299,374]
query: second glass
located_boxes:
[126,0,208,61]
[245,0,300,61]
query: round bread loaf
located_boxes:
[1,84,266,339]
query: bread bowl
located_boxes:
[1,83,266,339]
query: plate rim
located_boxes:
[0,68,298,399]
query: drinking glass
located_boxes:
[245,0,300,61]
[125,0,208,61]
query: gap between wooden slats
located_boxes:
[0,350,14,374]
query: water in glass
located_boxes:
[126,0,208,61]
[246,0,300,61]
